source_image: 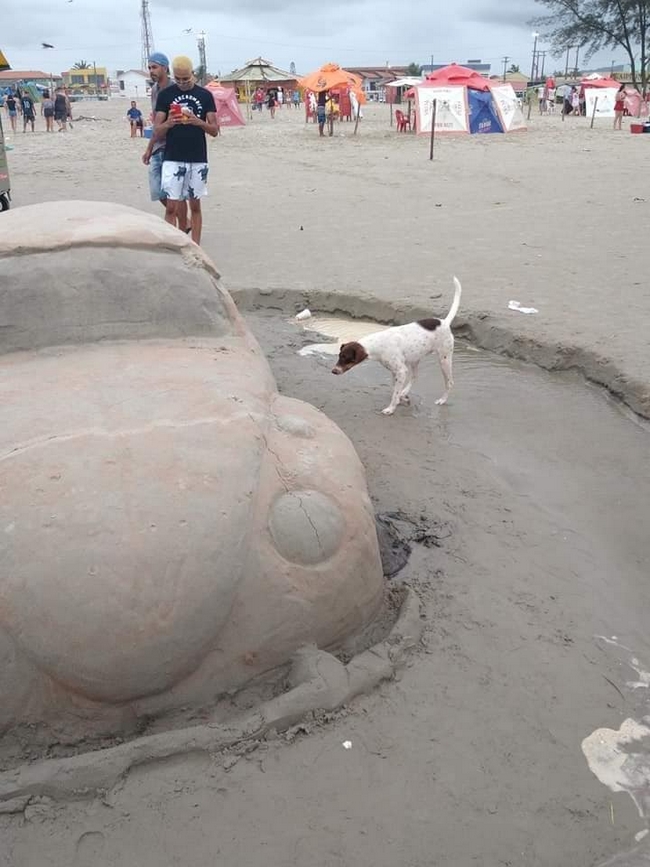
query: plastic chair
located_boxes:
[395,108,411,132]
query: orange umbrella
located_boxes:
[298,62,361,93]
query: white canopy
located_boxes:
[385,77,423,89]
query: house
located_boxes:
[115,70,150,99]
[489,71,528,95]
[345,66,410,101]
[0,70,62,91]
[62,66,108,93]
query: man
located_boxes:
[142,52,188,233]
[53,87,70,131]
[5,92,18,133]
[154,55,219,245]
[316,90,327,136]
[127,101,144,137]
[20,92,36,133]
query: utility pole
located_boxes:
[430,53,434,74]
[197,31,207,84]
[530,32,539,83]
[564,46,571,78]
[573,45,580,78]
[539,50,547,79]
[140,0,155,73]
[502,55,509,82]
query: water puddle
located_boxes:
[251,307,650,858]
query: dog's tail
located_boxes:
[443,276,462,326]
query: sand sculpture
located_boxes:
[0,202,384,747]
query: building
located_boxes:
[345,66,410,101]
[62,66,108,93]
[220,57,297,102]
[421,59,491,77]
[0,70,62,91]
[115,70,150,99]
[489,71,529,95]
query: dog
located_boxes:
[331,276,462,415]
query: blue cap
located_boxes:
[148,52,169,68]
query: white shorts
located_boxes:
[160,161,209,201]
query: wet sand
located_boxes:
[3,309,650,866]
[3,98,650,866]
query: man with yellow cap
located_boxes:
[154,56,219,245]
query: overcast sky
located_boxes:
[3,0,620,78]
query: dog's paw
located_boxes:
[381,406,396,416]
[435,396,448,406]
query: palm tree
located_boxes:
[508,64,520,74]
[72,60,92,70]
[407,62,422,76]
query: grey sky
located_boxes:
[2,0,617,78]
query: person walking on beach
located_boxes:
[54,88,70,131]
[41,90,55,132]
[317,90,327,136]
[143,52,189,234]
[154,55,219,245]
[267,88,277,118]
[571,87,580,115]
[5,93,18,133]
[20,92,36,133]
[127,101,144,136]
[614,83,626,130]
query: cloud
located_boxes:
[0,0,614,81]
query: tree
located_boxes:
[72,60,92,69]
[531,0,649,92]
[407,62,422,76]
[508,63,521,73]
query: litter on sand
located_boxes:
[342,740,352,750]
[295,309,312,321]
[508,300,539,315]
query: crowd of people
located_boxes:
[1,87,72,133]
[252,86,301,114]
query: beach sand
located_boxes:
[2,98,650,867]
[6,97,650,415]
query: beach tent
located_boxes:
[205,82,245,127]
[581,76,622,118]
[411,64,525,134]
[0,49,9,73]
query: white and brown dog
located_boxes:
[332,276,462,415]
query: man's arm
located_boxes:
[185,110,220,137]
[153,108,179,141]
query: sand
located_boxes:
[2,97,650,867]
[5,97,650,416]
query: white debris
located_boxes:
[508,300,539,314]
[295,309,312,321]
[342,740,352,750]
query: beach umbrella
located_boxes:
[298,63,361,93]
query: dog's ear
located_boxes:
[340,344,345,351]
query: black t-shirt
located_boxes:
[6,96,16,111]
[21,97,35,116]
[155,84,216,163]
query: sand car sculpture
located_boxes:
[0,202,384,745]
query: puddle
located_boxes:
[248,307,650,859]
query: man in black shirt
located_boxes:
[154,55,219,245]
[20,92,36,133]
